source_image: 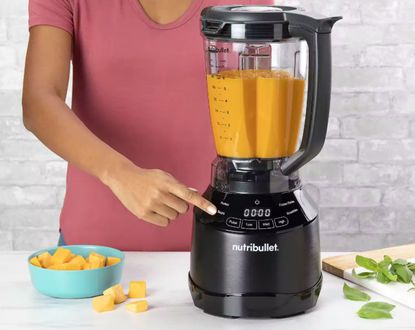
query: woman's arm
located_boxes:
[22,26,216,227]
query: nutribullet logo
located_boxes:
[232,243,279,253]
[208,46,230,53]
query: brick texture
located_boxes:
[0,0,414,251]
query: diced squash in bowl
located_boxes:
[28,245,124,299]
[89,252,106,269]
[30,248,121,271]
[38,252,53,268]
[30,257,42,267]
[51,247,72,264]
[68,255,86,266]
[48,263,82,270]
[106,257,121,267]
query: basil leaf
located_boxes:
[408,263,415,273]
[376,271,391,284]
[357,302,396,320]
[395,265,413,284]
[379,264,398,282]
[358,309,392,319]
[392,258,408,266]
[378,260,390,270]
[361,302,395,312]
[343,283,371,301]
[383,255,393,265]
[352,268,376,279]
[356,255,378,272]
[378,256,393,271]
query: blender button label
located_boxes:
[274,217,289,228]
[241,220,257,230]
[286,209,298,215]
[279,200,295,207]
[259,220,274,229]
[226,217,241,228]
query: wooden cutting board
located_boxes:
[322,243,415,310]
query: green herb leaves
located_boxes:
[342,282,396,319]
[352,269,376,279]
[389,259,413,284]
[355,255,378,272]
[346,254,415,319]
[343,283,371,301]
[357,302,396,319]
[353,254,415,287]
[378,264,398,283]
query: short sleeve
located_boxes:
[29,0,74,35]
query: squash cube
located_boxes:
[106,257,121,267]
[89,252,106,269]
[83,262,91,270]
[47,262,82,270]
[51,247,72,264]
[30,257,42,268]
[47,264,62,270]
[37,252,53,268]
[128,281,146,298]
[90,252,106,263]
[68,255,86,267]
[103,284,127,304]
[63,262,82,270]
[92,295,115,313]
[126,300,148,313]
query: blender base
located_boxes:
[188,274,322,318]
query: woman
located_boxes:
[23,0,274,251]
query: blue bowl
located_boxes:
[28,245,124,299]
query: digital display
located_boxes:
[243,208,271,218]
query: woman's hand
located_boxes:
[103,160,217,227]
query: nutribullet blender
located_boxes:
[189,5,341,318]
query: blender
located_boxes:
[189,6,341,318]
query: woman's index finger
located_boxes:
[169,183,217,215]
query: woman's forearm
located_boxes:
[22,26,127,186]
[22,92,130,185]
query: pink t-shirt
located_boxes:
[29,0,275,251]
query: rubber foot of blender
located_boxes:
[188,273,322,318]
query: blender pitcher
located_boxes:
[206,38,306,159]
[204,5,340,174]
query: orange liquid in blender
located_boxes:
[207,70,305,158]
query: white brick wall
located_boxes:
[0,0,64,250]
[0,0,414,251]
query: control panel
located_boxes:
[197,187,318,233]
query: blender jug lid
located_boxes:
[201,5,341,41]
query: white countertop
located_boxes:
[0,251,414,330]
